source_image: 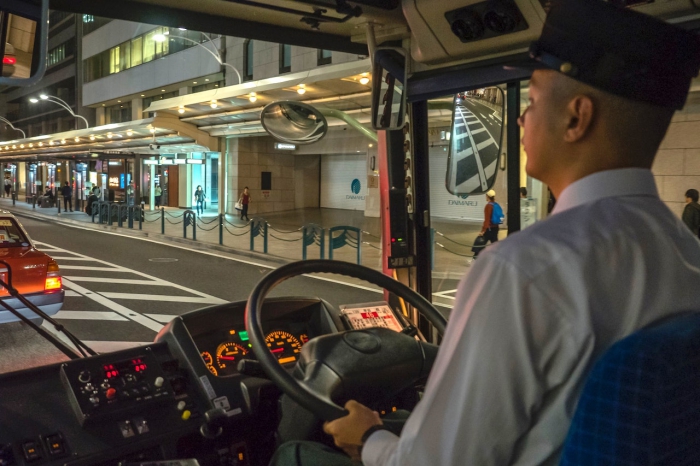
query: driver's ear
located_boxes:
[563,95,595,143]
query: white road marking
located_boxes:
[99,293,225,304]
[52,257,101,261]
[64,277,166,285]
[145,313,178,323]
[54,310,128,321]
[433,289,458,299]
[59,265,131,272]
[65,290,82,297]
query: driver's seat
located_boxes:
[560,312,700,465]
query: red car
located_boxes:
[2,43,16,77]
[0,212,64,324]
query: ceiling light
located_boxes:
[210,100,218,108]
[29,98,38,103]
[178,106,185,114]
[74,137,80,142]
[141,94,145,97]
[215,84,219,87]
[178,27,187,31]
[107,133,113,138]
[359,76,370,85]
[297,84,306,95]
[61,139,66,144]
[205,78,209,82]
[12,145,16,149]
[126,130,133,136]
[369,143,373,147]
[149,127,156,133]
[20,144,24,148]
[117,100,121,103]
[28,143,33,148]
[49,141,54,146]
[38,142,43,147]
[161,89,166,92]
[249,92,257,103]
[102,104,105,106]
[193,81,197,84]
[40,94,48,100]
[90,135,95,141]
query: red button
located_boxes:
[106,388,117,400]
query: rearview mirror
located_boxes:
[260,101,328,145]
[445,87,505,195]
[0,0,48,86]
[371,47,408,131]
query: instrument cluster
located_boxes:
[197,322,311,377]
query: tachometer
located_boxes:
[201,351,218,376]
[216,342,248,370]
[265,331,302,365]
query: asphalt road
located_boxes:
[15,216,387,351]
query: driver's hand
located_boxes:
[323,400,382,461]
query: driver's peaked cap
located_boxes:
[526,0,700,110]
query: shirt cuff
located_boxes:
[361,429,400,466]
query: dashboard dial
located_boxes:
[216,342,248,370]
[265,331,302,365]
[201,351,218,376]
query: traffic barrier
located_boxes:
[117,205,129,227]
[302,224,325,260]
[250,218,268,253]
[98,202,110,224]
[183,210,196,240]
[328,226,361,264]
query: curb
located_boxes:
[7,207,293,267]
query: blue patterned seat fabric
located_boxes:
[560,312,700,465]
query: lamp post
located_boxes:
[0,117,26,139]
[29,94,89,129]
[153,31,242,85]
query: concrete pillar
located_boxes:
[132,99,143,121]
[179,86,190,96]
[149,163,156,210]
[95,108,105,126]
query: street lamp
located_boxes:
[29,94,89,128]
[0,117,26,138]
[153,31,242,85]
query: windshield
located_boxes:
[0,218,29,247]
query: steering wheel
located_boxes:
[245,260,447,421]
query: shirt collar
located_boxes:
[552,168,659,215]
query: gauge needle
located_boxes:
[271,348,284,354]
[219,356,237,360]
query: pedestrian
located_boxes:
[473,189,503,259]
[275,1,700,465]
[126,181,136,207]
[239,186,250,221]
[682,188,700,238]
[154,184,162,208]
[61,181,73,212]
[193,185,206,215]
[519,187,528,198]
[86,190,98,216]
[4,177,11,197]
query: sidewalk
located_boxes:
[0,196,505,304]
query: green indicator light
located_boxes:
[239,330,249,341]
[248,344,252,348]
[397,238,403,242]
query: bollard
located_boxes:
[219,214,223,245]
[11,192,15,206]
[183,210,196,240]
[57,197,61,214]
[32,195,36,209]
[161,208,165,234]
[139,204,143,230]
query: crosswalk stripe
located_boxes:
[98,293,225,304]
[52,257,101,261]
[59,266,129,271]
[65,290,82,297]
[144,313,178,323]
[54,310,129,321]
[64,277,164,285]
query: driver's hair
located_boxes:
[550,74,676,168]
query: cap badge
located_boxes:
[560,62,575,75]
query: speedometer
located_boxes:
[265,331,302,365]
[216,342,249,370]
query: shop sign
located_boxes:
[108,176,119,187]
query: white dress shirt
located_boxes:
[363,168,700,466]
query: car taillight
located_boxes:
[2,56,16,65]
[46,259,61,290]
[45,276,62,291]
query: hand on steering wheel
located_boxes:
[245,260,447,421]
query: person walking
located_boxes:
[4,177,11,198]
[61,181,73,212]
[154,184,162,208]
[239,187,250,222]
[193,185,206,215]
[682,188,700,238]
[473,189,503,259]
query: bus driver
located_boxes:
[273,0,700,464]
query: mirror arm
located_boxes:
[0,0,48,87]
[365,23,377,63]
[319,107,377,142]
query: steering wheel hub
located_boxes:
[343,331,382,354]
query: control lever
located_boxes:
[199,408,227,439]
[237,359,268,378]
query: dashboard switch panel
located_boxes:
[61,348,175,426]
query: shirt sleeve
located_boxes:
[482,203,493,231]
[362,251,586,466]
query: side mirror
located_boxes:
[445,87,505,195]
[260,101,328,145]
[371,47,408,131]
[0,0,48,86]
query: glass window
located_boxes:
[110,46,120,74]
[318,49,332,66]
[0,219,29,247]
[47,44,66,67]
[143,30,157,63]
[131,36,143,66]
[279,44,291,73]
[106,102,132,124]
[244,39,254,81]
